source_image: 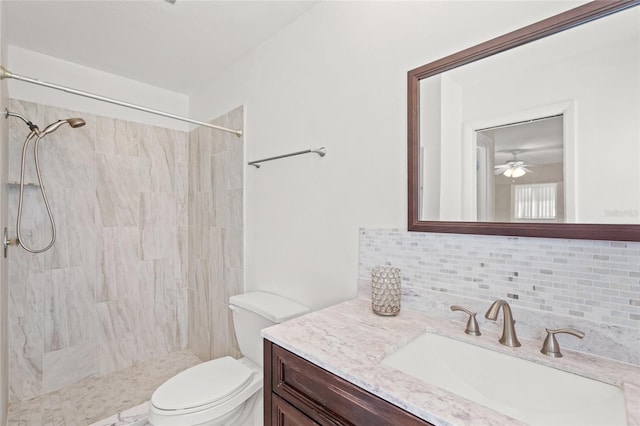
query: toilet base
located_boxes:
[190,391,262,426]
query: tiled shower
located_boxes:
[6,99,243,403]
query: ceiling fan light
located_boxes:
[504,167,526,178]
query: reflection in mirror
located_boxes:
[416,4,639,226]
[479,115,564,223]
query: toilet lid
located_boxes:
[151,356,253,411]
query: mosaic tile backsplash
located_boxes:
[359,229,640,365]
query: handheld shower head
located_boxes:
[10,113,86,253]
[66,118,86,128]
[39,117,86,136]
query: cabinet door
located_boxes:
[265,340,433,426]
[272,394,321,426]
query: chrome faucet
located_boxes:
[485,299,521,347]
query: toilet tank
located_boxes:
[229,292,310,366]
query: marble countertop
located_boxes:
[262,297,640,426]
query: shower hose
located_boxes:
[16,130,57,253]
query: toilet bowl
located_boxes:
[148,292,309,426]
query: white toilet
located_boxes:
[148,291,310,426]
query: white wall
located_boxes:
[190,1,583,310]
[7,46,189,131]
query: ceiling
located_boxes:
[483,115,564,167]
[4,0,319,95]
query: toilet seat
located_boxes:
[149,357,263,425]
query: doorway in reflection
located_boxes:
[476,115,564,223]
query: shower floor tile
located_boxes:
[7,350,201,426]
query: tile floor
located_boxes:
[7,350,201,425]
[89,401,150,426]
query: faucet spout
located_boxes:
[485,300,521,347]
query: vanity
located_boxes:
[263,297,640,426]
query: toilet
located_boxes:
[148,291,310,426]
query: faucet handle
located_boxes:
[450,305,481,336]
[540,328,585,358]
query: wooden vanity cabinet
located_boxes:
[264,339,434,426]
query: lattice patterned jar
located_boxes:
[371,266,401,316]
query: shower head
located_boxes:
[5,109,39,131]
[39,118,86,136]
[67,118,85,128]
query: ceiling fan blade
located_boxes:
[521,167,533,173]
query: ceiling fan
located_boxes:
[494,151,532,178]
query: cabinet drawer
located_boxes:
[272,394,320,426]
[268,341,432,426]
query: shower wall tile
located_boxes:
[187,289,210,362]
[96,154,141,227]
[96,301,136,376]
[177,227,189,287]
[98,227,140,303]
[175,131,189,164]
[29,188,97,271]
[211,266,243,360]
[188,194,212,259]
[222,188,243,231]
[63,189,97,269]
[188,106,244,362]
[176,288,188,350]
[43,267,96,353]
[140,226,177,261]
[220,145,244,192]
[210,298,234,360]
[189,261,211,360]
[209,228,224,285]
[176,162,189,226]
[190,260,210,315]
[94,117,117,155]
[139,127,174,184]
[95,117,149,157]
[7,184,57,259]
[8,266,43,318]
[42,343,95,393]
[8,99,190,399]
[223,228,243,271]
[9,314,43,401]
[41,124,96,190]
[190,128,212,193]
[140,192,176,226]
[42,188,72,270]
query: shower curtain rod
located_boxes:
[0,66,242,137]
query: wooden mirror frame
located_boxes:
[408,0,640,241]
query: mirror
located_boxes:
[408,0,640,241]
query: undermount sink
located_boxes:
[381,332,626,425]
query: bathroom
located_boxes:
[0,0,639,425]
